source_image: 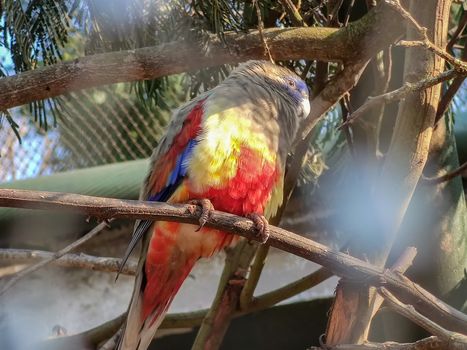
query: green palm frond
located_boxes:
[1,0,334,152]
[3,0,70,72]
[1,110,21,142]
[1,0,73,130]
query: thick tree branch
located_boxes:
[0,28,333,111]
[0,188,466,334]
[0,1,405,111]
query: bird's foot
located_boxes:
[188,199,215,231]
[246,213,270,243]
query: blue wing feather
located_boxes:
[116,139,197,277]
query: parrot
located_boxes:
[117,60,310,350]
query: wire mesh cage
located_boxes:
[0,79,188,182]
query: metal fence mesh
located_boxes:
[0,84,173,182]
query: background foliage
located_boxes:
[0,0,334,182]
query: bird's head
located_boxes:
[278,74,310,118]
[231,60,310,146]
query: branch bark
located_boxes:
[325,0,453,344]
[0,219,113,295]
[308,336,462,350]
[341,69,458,128]
[0,248,137,276]
[0,1,405,111]
[0,188,466,334]
[379,287,467,346]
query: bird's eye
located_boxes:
[287,79,296,89]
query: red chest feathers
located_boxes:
[196,147,280,216]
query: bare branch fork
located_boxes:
[340,69,458,128]
[340,0,467,129]
[0,188,466,335]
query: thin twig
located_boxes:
[248,266,333,311]
[368,247,417,321]
[98,329,122,350]
[340,93,355,157]
[387,0,467,74]
[280,0,307,26]
[308,336,454,349]
[435,39,467,123]
[0,248,137,276]
[397,39,467,74]
[343,0,355,27]
[0,219,113,295]
[447,8,467,54]
[340,69,458,128]
[328,0,344,26]
[379,287,467,346]
[300,60,313,79]
[422,160,467,184]
[384,0,427,35]
[253,0,274,63]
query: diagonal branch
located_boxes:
[0,248,138,276]
[0,219,113,295]
[397,39,467,74]
[379,288,467,346]
[279,0,307,26]
[308,336,459,350]
[0,188,466,334]
[341,69,458,128]
[435,38,467,123]
[422,160,467,184]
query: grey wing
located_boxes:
[116,91,210,277]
